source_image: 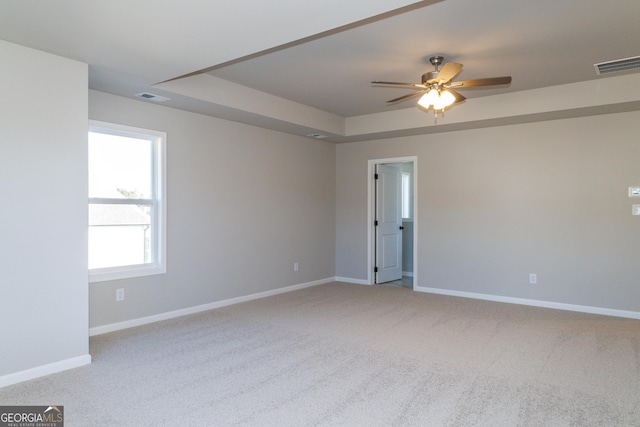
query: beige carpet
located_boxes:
[2,282,640,426]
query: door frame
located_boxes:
[367,156,418,287]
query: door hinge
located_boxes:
[374,266,378,273]
[374,220,378,226]
[374,173,379,179]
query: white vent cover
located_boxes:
[135,92,170,102]
[594,56,640,75]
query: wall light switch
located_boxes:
[629,187,640,197]
[633,205,640,216]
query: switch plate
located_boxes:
[294,262,299,272]
[116,288,125,301]
[633,205,640,215]
[629,187,640,197]
[529,273,537,284]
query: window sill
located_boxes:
[89,263,166,283]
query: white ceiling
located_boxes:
[2,0,640,142]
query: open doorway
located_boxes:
[368,157,417,289]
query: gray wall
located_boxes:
[402,221,413,274]
[336,111,640,312]
[89,90,336,328]
[0,41,89,377]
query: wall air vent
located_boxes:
[594,56,640,75]
[135,92,170,102]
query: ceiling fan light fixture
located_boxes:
[417,89,437,109]
[417,88,455,110]
[436,89,455,109]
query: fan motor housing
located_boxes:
[422,71,438,84]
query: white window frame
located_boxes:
[401,171,412,221]
[88,120,167,283]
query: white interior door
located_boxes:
[376,164,402,283]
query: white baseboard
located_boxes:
[334,276,370,285]
[0,354,91,388]
[90,277,334,336]
[414,285,640,320]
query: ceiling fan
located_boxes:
[372,56,512,120]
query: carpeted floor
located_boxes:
[2,282,640,426]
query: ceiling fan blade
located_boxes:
[386,90,426,104]
[372,81,428,89]
[447,89,466,104]
[437,62,463,84]
[448,76,512,88]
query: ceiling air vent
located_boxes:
[307,133,328,139]
[135,92,170,102]
[594,56,640,75]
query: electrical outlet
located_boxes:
[529,273,537,284]
[116,288,125,301]
[294,262,299,272]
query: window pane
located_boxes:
[89,132,152,199]
[89,204,151,269]
[402,173,410,218]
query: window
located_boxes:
[402,171,411,220]
[88,121,166,282]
